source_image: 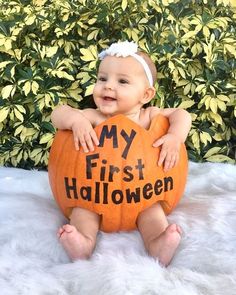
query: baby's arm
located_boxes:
[150,107,192,171]
[51,105,99,152]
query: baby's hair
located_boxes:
[137,51,157,86]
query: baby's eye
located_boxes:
[119,79,128,84]
[98,76,107,82]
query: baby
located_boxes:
[51,41,192,266]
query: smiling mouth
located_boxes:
[103,96,116,101]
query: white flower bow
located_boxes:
[98,41,138,59]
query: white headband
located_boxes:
[98,41,153,86]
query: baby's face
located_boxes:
[93,55,151,117]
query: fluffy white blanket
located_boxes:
[0,162,236,295]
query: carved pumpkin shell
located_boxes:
[48,114,188,232]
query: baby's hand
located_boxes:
[153,134,181,172]
[71,117,99,153]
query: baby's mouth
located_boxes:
[103,96,116,101]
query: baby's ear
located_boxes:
[141,87,156,104]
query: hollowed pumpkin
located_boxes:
[48,114,188,232]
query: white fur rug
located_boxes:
[0,162,236,295]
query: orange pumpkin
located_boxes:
[48,114,188,232]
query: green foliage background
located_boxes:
[0,0,235,169]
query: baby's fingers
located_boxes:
[83,130,99,152]
[74,131,98,153]
[153,137,164,148]
[157,149,167,167]
[78,136,89,153]
[90,129,99,147]
[163,153,179,172]
[73,133,90,153]
[73,136,80,151]
[81,133,96,152]
[163,155,175,172]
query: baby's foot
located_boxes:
[58,224,93,261]
[150,224,182,267]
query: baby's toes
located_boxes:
[57,227,65,238]
[62,224,76,233]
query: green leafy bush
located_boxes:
[0,0,235,169]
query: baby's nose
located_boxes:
[105,80,114,90]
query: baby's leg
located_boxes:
[58,207,100,261]
[137,203,181,267]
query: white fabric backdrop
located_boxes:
[0,162,236,295]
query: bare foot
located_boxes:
[58,224,94,261]
[149,224,182,267]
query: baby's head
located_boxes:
[98,41,157,87]
[93,41,157,116]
